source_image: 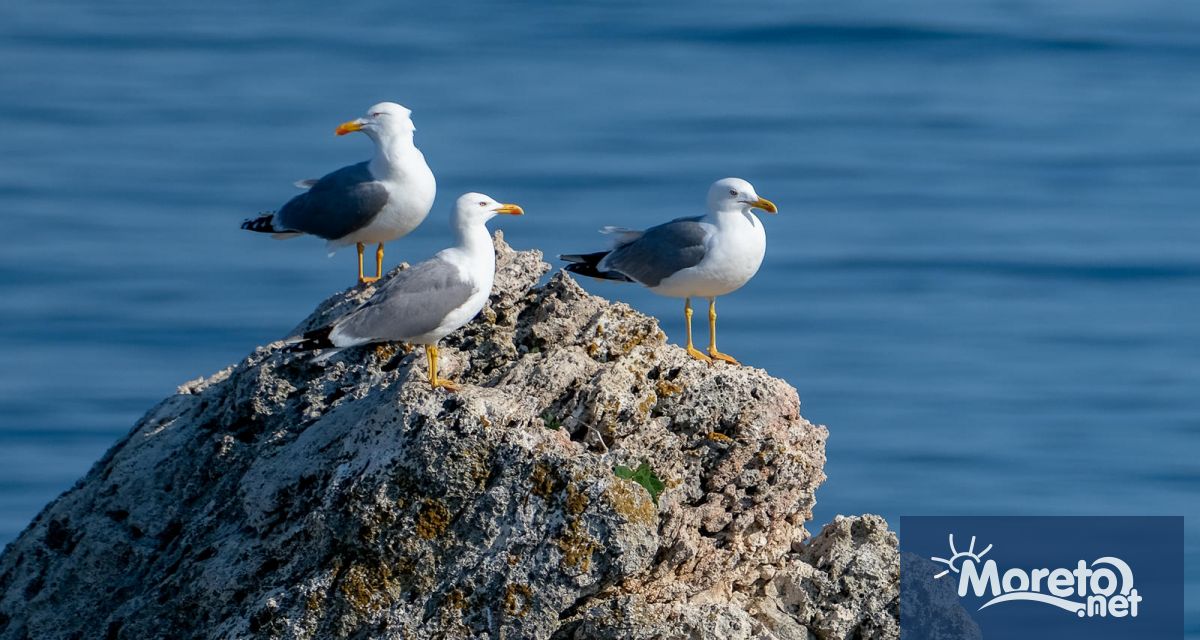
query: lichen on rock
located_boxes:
[0,232,899,639]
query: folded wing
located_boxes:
[274,162,390,241]
[329,256,476,346]
[598,216,710,287]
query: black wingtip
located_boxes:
[559,250,608,268]
[284,326,335,353]
[561,251,633,282]
[241,212,277,233]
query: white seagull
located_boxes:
[288,193,524,391]
[561,177,777,365]
[242,102,437,284]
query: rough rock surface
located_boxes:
[0,233,899,640]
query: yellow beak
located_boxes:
[494,203,524,216]
[335,119,365,136]
[749,196,777,214]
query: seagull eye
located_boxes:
[729,189,738,196]
[371,112,384,117]
[478,201,487,207]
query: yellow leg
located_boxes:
[425,344,460,392]
[425,344,434,383]
[684,298,712,364]
[358,242,381,284]
[706,298,740,365]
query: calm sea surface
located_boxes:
[1,0,1197,631]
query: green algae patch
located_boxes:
[614,462,664,505]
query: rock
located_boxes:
[556,515,899,640]
[0,232,899,640]
[897,552,982,640]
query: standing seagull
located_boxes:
[242,102,436,284]
[288,193,524,391]
[561,178,777,365]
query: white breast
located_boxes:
[335,151,437,247]
[650,211,766,298]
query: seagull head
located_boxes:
[708,178,777,215]
[453,192,524,227]
[335,102,417,140]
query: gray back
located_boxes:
[602,216,710,287]
[333,255,477,342]
[276,162,389,240]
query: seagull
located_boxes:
[242,102,437,284]
[287,193,524,391]
[561,178,777,365]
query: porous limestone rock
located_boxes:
[0,233,899,640]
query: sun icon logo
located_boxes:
[931,534,993,580]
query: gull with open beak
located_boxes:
[242,102,437,285]
[288,193,524,391]
[561,177,777,365]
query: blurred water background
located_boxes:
[1,0,1197,631]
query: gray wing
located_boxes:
[274,162,389,240]
[330,256,476,344]
[600,216,710,287]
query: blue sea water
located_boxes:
[1,0,1197,632]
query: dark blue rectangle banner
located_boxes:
[900,516,1182,640]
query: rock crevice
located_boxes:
[0,233,898,640]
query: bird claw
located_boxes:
[708,349,740,366]
[358,276,381,285]
[431,378,461,392]
[686,346,713,364]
